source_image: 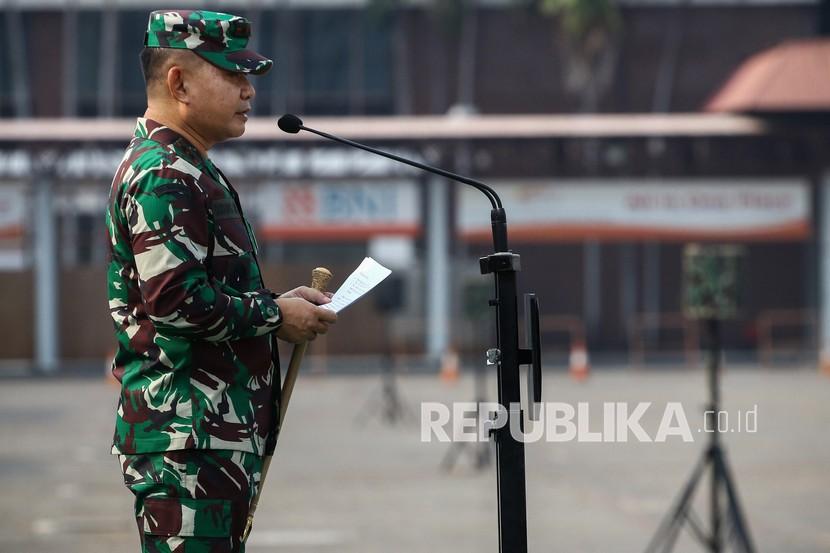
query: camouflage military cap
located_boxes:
[145,10,273,75]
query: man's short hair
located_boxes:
[139,47,175,88]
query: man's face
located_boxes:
[185,57,255,144]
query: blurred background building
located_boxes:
[1,0,828,372]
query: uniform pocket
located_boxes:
[213,216,253,255]
[142,497,232,537]
[210,197,253,255]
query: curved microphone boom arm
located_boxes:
[276,114,510,251]
[277,114,501,210]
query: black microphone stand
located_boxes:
[481,208,531,553]
[278,115,542,553]
[645,245,755,553]
[644,318,755,553]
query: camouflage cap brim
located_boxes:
[196,49,273,75]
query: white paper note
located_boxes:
[322,257,392,313]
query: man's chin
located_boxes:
[224,121,247,141]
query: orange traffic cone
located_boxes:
[440,349,460,383]
[820,350,830,376]
[569,340,590,381]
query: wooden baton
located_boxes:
[241,267,333,543]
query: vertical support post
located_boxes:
[271,5,290,115]
[34,161,59,373]
[98,7,117,117]
[6,6,31,117]
[455,5,478,110]
[482,209,528,553]
[706,317,722,553]
[620,243,637,341]
[392,10,413,115]
[348,10,365,115]
[584,240,601,341]
[492,264,528,553]
[819,171,830,374]
[62,5,78,117]
[644,242,661,343]
[426,176,450,362]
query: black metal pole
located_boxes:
[485,208,528,553]
[706,317,721,553]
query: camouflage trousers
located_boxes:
[118,450,264,553]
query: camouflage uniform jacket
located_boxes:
[107,118,282,456]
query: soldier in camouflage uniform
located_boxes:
[106,10,337,552]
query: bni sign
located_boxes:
[258,180,420,240]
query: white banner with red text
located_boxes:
[458,179,810,242]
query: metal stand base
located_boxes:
[441,432,492,471]
[441,363,492,471]
[645,443,756,553]
[354,357,416,426]
[646,445,755,553]
[645,318,756,553]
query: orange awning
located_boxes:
[706,38,830,113]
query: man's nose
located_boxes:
[242,78,255,101]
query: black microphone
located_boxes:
[275,113,501,210]
[277,114,302,134]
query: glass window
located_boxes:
[0,13,11,117]
[117,10,148,117]
[362,12,393,115]
[249,11,278,116]
[77,11,102,117]
[302,10,351,115]
[300,10,393,116]
[2,11,31,117]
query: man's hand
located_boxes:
[279,286,333,305]
[275,290,337,344]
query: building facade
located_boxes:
[0,0,824,368]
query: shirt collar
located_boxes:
[134,117,207,167]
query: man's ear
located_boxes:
[166,65,189,104]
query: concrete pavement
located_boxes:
[0,367,827,553]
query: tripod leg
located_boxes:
[684,507,713,550]
[386,367,408,424]
[441,441,466,471]
[474,439,491,469]
[353,386,382,425]
[654,506,688,553]
[712,447,722,553]
[713,450,756,553]
[644,455,709,553]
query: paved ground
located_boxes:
[0,365,828,553]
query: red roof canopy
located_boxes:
[706,38,830,113]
